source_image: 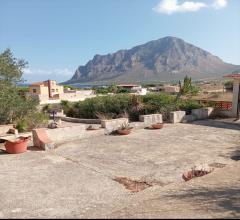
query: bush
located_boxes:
[15,112,49,132]
[71,94,130,119]
[63,93,205,122]
[179,99,203,113]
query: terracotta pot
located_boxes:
[4,136,30,154]
[151,123,164,129]
[117,129,131,135]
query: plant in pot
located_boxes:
[151,122,164,129]
[4,136,31,154]
[117,122,132,135]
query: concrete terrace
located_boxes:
[0,120,239,218]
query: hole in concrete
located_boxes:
[113,177,152,193]
[209,162,226,168]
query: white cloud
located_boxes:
[212,0,227,9]
[153,0,207,15]
[153,0,228,14]
[23,68,73,76]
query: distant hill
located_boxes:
[65,36,240,84]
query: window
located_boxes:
[51,89,55,92]
[56,89,58,92]
[33,89,37,93]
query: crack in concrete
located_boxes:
[54,152,113,180]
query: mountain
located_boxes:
[66,36,240,84]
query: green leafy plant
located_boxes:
[15,112,49,133]
[16,118,28,133]
[119,121,131,130]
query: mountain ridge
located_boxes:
[65,36,240,84]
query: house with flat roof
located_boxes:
[28,80,95,104]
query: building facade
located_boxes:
[28,80,95,104]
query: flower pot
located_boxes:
[151,123,164,129]
[4,136,30,154]
[117,129,131,135]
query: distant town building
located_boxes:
[116,84,142,90]
[28,80,95,104]
[117,84,148,95]
[163,85,180,94]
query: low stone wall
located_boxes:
[170,111,186,123]
[213,109,233,118]
[170,107,215,123]
[192,107,214,120]
[46,124,87,143]
[139,114,163,126]
[60,116,101,124]
[101,118,129,133]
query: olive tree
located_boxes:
[0,48,46,127]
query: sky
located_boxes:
[0,0,240,83]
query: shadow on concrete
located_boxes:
[230,149,240,161]
[221,146,240,161]
[0,149,7,155]
[27,146,43,151]
[164,185,240,218]
[191,119,240,131]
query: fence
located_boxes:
[197,100,232,111]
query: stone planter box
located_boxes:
[139,114,163,126]
[170,111,186,123]
[191,107,214,120]
[182,114,197,123]
[101,118,129,134]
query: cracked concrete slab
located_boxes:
[0,120,239,218]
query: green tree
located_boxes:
[0,48,28,83]
[176,76,199,100]
[0,48,45,126]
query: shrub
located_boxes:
[179,99,203,113]
[15,112,49,132]
[65,93,205,121]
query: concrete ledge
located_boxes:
[60,116,101,124]
[192,107,214,120]
[101,118,129,133]
[32,128,55,150]
[46,124,87,144]
[182,114,197,123]
[170,111,186,123]
[139,114,163,126]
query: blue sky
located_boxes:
[0,0,239,83]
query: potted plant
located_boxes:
[151,123,164,129]
[117,122,132,135]
[4,136,31,154]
